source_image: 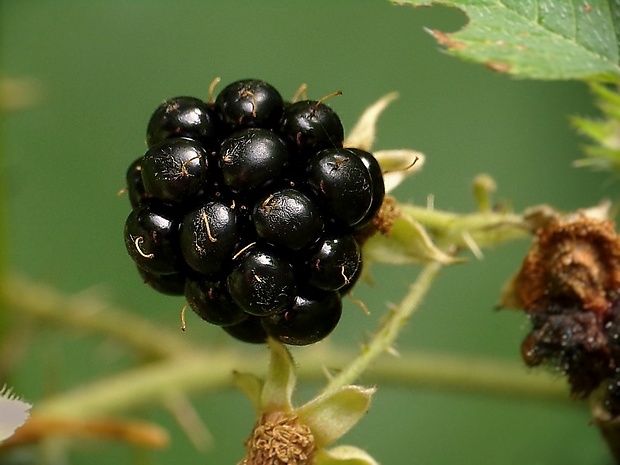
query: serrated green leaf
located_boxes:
[393,0,620,81]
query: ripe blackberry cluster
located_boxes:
[123,79,384,346]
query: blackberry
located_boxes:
[141,137,210,203]
[124,203,182,275]
[126,157,148,209]
[219,128,289,192]
[280,98,344,159]
[262,287,342,346]
[223,315,269,344]
[185,277,248,326]
[122,79,385,345]
[305,235,361,291]
[137,266,186,296]
[252,188,323,250]
[306,148,374,228]
[226,246,296,316]
[215,79,284,131]
[345,148,386,229]
[180,201,240,277]
[146,96,221,151]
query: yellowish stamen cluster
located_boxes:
[240,412,316,465]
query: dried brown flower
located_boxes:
[508,214,620,413]
[516,216,620,314]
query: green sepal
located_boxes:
[296,386,375,447]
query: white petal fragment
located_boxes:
[315,445,381,465]
[0,385,32,441]
[260,339,296,412]
[296,386,375,447]
[344,93,399,151]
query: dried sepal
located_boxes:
[344,92,399,151]
[344,92,426,194]
[363,197,459,265]
[374,149,425,193]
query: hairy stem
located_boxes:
[322,260,443,394]
[401,204,529,249]
[2,274,194,359]
[33,348,571,419]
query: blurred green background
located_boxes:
[1,1,613,464]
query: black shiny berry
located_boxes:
[146,96,221,150]
[307,148,373,228]
[124,79,385,345]
[137,266,186,296]
[216,79,284,131]
[126,157,148,209]
[226,247,296,316]
[180,202,240,277]
[124,203,182,275]
[219,128,289,192]
[305,235,361,291]
[280,99,344,158]
[222,315,268,344]
[338,254,363,295]
[262,288,342,346]
[141,138,209,203]
[252,188,323,250]
[345,148,385,229]
[185,277,248,326]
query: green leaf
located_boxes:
[393,0,620,81]
[573,83,620,172]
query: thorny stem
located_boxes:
[1,274,575,420]
[33,346,571,419]
[2,274,195,359]
[321,260,443,395]
[401,204,530,250]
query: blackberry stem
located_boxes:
[6,272,574,420]
[321,260,443,395]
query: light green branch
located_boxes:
[2,274,195,359]
[401,204,530,249]
[322,260,443,394]
[33,346,572,419]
